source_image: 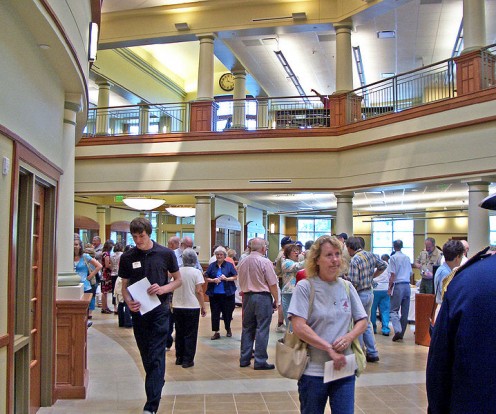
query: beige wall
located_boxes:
[75,100,496,195]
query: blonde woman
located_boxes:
[288,235,367,414]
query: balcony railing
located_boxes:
[83,44,496,137]
[85,102,188,136]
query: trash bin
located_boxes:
[415,293,435,347]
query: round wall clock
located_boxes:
[219,72,235,91]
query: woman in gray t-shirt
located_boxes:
[288,235,367,414]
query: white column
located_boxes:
[238,203,246,253]
[96,80,111,135]
[462,0,486,53]
[334,22,354,94]
[197,34,215,100]
[335,192,354,236]
[194,195,212,264]
[466,181,490,254]
[57,96,81,273]
[139,102,150,135]
[232,70,247,129]
[262,210,268,239]
[96,205,107,241]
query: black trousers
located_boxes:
[174,307,200,364]
[132,302,170,413]
[117,301,133,327]
[210,294,235,332]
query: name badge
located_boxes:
[132,261,142,269]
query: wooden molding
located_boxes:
[0,334,8,348]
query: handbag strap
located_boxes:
[287,278,315,333]
[340,278,354,332]
[307,278,315,320]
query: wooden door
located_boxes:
[30,182,44,413]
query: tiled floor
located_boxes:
[39,306,429,413]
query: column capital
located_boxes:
[335,191,355,200]
[197,33,215,41]
[233,69,247,78]
[334,21,353,32]
[195,195,212,204]
[95,79,112,88]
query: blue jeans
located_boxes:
[132,302,170,413]
[371,290,390,334]
[281,292,293,326]
[358,289,378,357]
[240,292,273,367]
[390,283,411,337]
[298,374,355,414]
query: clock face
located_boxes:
[219,73,235,91]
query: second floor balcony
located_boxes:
[84,44,496,138]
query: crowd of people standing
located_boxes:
[76,210,490,414]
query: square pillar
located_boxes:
[329,93,363,127]
[455,49,496,95]
[190,100,218,132]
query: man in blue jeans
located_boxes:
[119,218,182,414]
[346,237,387,362]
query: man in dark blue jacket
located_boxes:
[426,192,496,413]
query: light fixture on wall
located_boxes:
[274,50,309,102]
[88,22,99,62]
[123,197,165,210]
[166,207,196,217]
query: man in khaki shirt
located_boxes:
[413,237,443,294]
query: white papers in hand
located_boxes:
[127,277,161,315]
[323,354,357,383]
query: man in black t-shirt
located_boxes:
[119,217,181,414]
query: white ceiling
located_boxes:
[90,0,496,215]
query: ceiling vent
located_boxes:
[318,34,336,42]
[242,39,262,47]
[377,30,396,39]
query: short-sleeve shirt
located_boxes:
[238,251,278,293]
[389,251,412,284]
[433,262,452,304]
[118,241,179,303]
[416,248,443,278]
[172,266,204,309]
[348,250,387,291]
[288,277,367,377]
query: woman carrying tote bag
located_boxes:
[288,235,368,414]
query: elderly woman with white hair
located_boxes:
[204,246,238,340]
[172,248,206,368]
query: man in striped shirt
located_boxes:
[346,237,387,363]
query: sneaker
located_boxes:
[276,324,286,333]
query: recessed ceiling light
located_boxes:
[377,31,396,39]
[39,44,50,49]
